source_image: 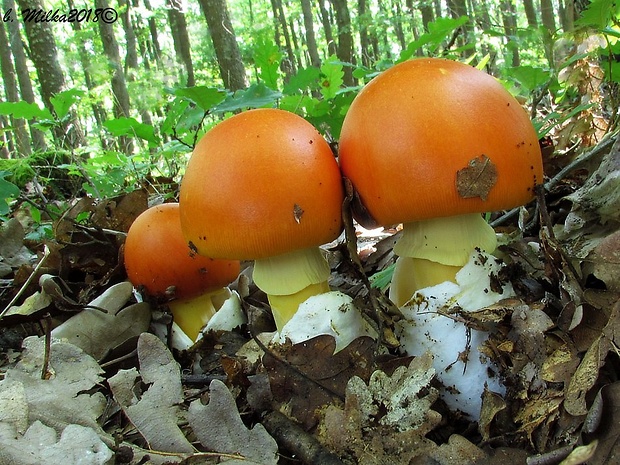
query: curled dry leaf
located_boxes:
[52,281,151,360]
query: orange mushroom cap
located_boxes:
[124,203,240,300]
[179,108,344,260]
[339,58,543,227]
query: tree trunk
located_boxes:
[559,0,575,32]
[167,0,195,87]
[120,0,153,129]
[392,0,407,52]
[67,0,111,150]
[501,0,520,66]
[3,0,46,151]
[301,0,321,67]
[16,0,84,149]
[199,0,247,91]
[95,0,133,152]
[0,20,30,156]
[419,0,435,32]
[522,0,538,27]
[270,0,296,78]
[358,0,373,66]
[317,0,337,56]
[143,0,163,68]
[540,0,556,65]
[328,0,355,86]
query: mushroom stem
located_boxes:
[268,281,331,330]
[389,213,497,307]
[168,287,231,341]
[253,247,332,331]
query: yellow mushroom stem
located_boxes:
[252,246,332,331]
[389,213,498,307]
[168,287,231,341]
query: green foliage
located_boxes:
[0,171,20,218]
[398,16,470,61]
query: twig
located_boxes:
[41,313,52,380]
[261,410,346,465]
[491,130,619,228]
[0,244,51,319]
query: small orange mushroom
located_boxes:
[124,202,240,340]
[339,58,543,306]
[179,108,344,330]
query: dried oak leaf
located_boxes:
[565,299,620,416]
[456,154,498,200]
[318,354,447,464]
[263,335,376,430]
[187,379,278,464]
[108,333,194,454]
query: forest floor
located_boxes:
[0,129,619,465]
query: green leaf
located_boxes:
[320,56,344,100]
[283,67,321,94]
[0,101,52,120]
[50,89,84,120]
[214,82,282,113]
[173,86,227,111]
[103,117,159,144]
[369,263,396,291]
[253,37,282,90]
[0,171,20,216]
[576,0,617,29]
[506,66,551,91]
[398,16,469,60]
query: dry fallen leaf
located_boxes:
[0,336,107,436]
[188,379,278,464]
[456,154,498,200]
[108,333,194,454]
[0,421,112,465]
[52,281,151,360]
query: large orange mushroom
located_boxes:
[124,202,241,340]
[339,57,543,306]
[179,108,344,331]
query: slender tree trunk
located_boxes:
[96,0,133,152]
[16,0,84,150]
[328,0,355,86]
[199,0,247,91]
[392,0,407,51]
[167,0,195,86]
[540,0,557,65]
[67,0,111,150]
[301,0,321,67]
[559,0,575,32]
[522,0,538,27]
[0,21,30,156]
[501,0,520,66]
[120,0,153,130]
[317,0,337,56]
[358,0,373,66]
[3,0,46,151]
[143,0,163,68]
[270,0,296,78]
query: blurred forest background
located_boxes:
[0,0,617,233]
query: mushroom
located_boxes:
[338,57,543,307]
[124,202,241,340]
[179,108,344,331]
